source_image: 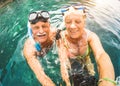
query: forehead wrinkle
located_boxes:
[64,10,84,22]
[63,7,84,19]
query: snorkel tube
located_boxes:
[27,22,41,51]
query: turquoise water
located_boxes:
[0,0,120,86]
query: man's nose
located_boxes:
[39,27,44,33]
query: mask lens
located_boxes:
[29,11,49,24]
[61,2,84,13]
[61,6,69,15]
[29,12,37,21]
[73,4,84,10]
[41,11,50,19]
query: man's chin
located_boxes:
[37,38,47,44]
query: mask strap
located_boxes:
[27,22,41,51]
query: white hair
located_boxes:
[63,6,85,21]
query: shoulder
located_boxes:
[86,30,105,59]
[86,29,103,51]
[23,38,36,60]
[85,29,100,42]
[50,30,56,40]
[24,38,35,49]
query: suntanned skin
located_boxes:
[60,6,115,86]
[23,8,115,86]
[23,20,71,86]
[23,21,56,86]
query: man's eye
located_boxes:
[42,25,48,28]
[33,26,39,30]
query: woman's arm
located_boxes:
[88,32,115,86]
[23,39,55,86]
[56,35,71,86]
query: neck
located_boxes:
[66,36,79,44]
[66,30,86,44]
[41,39,53,49]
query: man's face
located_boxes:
[64,7,85,39]
[30,21,50,44]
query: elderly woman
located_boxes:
[58,3,115,86]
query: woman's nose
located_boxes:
[70,22,76,29]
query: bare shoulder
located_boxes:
[50,30,56,40]
[86,29,100,42]
[86,29,102,47]
[86,29,105,59]
[23,38,36,59]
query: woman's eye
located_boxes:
[76,20,81,24]
[66,20,71,24]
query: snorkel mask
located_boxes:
[29,10,50,24]
[61,2,85,15]
[27,10,50,51]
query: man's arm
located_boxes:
[23,39,55,86]
[88,32,115,86]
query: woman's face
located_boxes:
[65,9,85,39]
[30,21,50,44]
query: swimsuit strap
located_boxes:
[62,30,91,59]
[77,45,91,59]
[85,29,91,40]
[76,29,92,59]
[62,29,95,76]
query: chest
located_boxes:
[67,39,88,58]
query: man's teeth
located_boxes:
[37,33,46,37]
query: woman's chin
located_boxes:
[70,35,80,39]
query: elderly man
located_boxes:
[23,10,69,86]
